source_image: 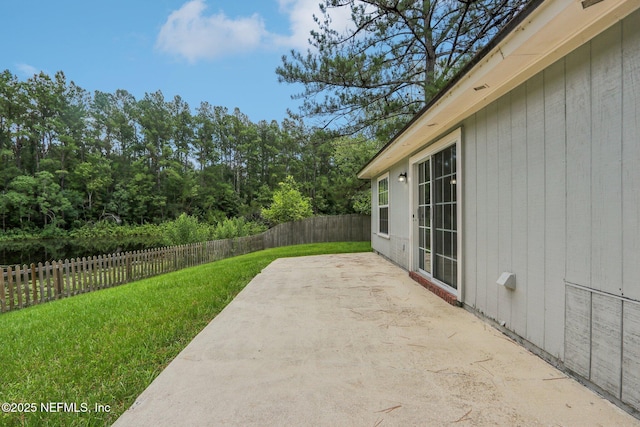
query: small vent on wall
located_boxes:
[497,272,516,290]
[473,84,489,91]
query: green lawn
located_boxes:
[0,242,371,427]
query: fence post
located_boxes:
[118,253,124,285]
[0,268,5,312]
[70,259,77,295]
[44,261,52,300]
[105,254,110,286]
[7,266,14,311]
[126,253,131,283]
[116,253,120,284]
[22,264,30,307]
[63,259,70,297]
[37,262,45,303]
[18,264,30,307]
[87,257,94,291]
[15,265,23,308]
[111,254,116,286]
[31,263,38,303]
[79,258,86,293]
[54,262,63,299]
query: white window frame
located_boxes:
[409,128,462,299]
[377,173,390,238]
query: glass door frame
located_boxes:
[408,128,462,299]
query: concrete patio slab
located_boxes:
[114,252,638,426]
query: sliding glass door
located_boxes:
[417,159,432,274]
[416,144,458,289]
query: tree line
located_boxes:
[0,69,378,235]
[1,1,530,236]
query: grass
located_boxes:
[0,242,371,427]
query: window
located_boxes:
[377,175,389,236]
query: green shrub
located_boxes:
[162,214,266,245]
[351,190,371,215]
[261,176,313,225]
[212,217,267,240]
[162,213,209,246]
[68,221,164,240]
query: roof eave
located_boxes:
[358,0,639,180]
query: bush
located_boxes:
[162,213,209,246]
[211,217,267,240]
[261,176,313,225]
[163,214,267,245]
[69,221,164,240]
[351,190,371,215]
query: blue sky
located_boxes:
[0,0,350,123]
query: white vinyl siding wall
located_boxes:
[366,4,640,415]
[371,165,411,270]
[461,11,640,407]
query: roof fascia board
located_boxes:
[358,0,639,180]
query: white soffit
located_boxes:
[358,0,640,180]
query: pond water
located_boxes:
[0,236,166,267]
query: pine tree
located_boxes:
[277,0,528,140]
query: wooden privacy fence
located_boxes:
[0,214,370,314]
[263,214,370,248]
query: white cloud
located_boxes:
[155,0,355,62]
[16,63,39,77]
[156,0,269,63]
[273,0,321,49]
[275,0,353,49]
